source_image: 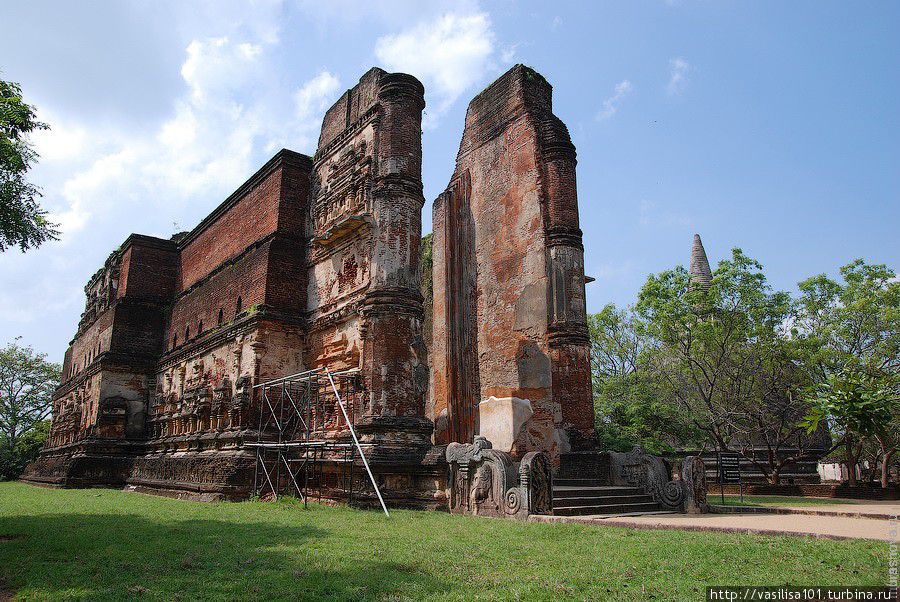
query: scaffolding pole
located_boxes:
[326,371,389,517]
[250,368,389,516]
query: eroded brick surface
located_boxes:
[25,64,595,503]
[431,65,596,462]
[24,69,431,499]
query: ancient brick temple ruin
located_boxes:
[25,65,705,517]
[431,65,594,457]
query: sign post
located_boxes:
[718,452,742,504]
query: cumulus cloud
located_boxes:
[47,36,341,238]
[5,28,341,333]
[596,80,632,121]
[375,12,496,126]
[667,57,691,96]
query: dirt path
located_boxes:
[532,509,898,541]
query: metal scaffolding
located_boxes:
[248,368,389,516]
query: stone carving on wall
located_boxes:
[681,455,709,514]
[230,376,252,429]
[212,377,231,428]
[609,445,686,511]
[96,396,128,439]
[312,139,373,246]
[520,451,553,515]
[78,249,121,333]
[445,436,553,519]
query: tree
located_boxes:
[1,77,58,252]
[0,339,60,480]
[0,419,49,480]
[795,260,900,487]
[634,249,818,483]
[588,305,700,453]
[804,370,897,487]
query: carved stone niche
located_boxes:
[212,378,232,415]
[445,436,553,519]
[229,376,252,429]
[98,396,127,425]
[681,455,709,514]
[608,445,707,513]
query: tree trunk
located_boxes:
[844,441,858,487]
[882,448,896,489]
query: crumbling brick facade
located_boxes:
[25,64,595,504]
[431,65,595,462]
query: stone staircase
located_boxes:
[553,478,664,516]
[550,451,671,517]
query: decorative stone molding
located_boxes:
[681,455,709,514]
[445,436,553,519]
[609,445,694,512]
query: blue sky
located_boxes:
[1,0,898,362]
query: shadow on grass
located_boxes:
[0,511,449,600]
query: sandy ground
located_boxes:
[532,501,900,541]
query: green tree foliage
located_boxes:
[588,305,699,453]
[795,260,899,487]
[804,370,897,487]
[636,250,817,481]
[0,419,49,480]
[0,339,60,479]
[795,259,899,378]
[590,249,826,483]
[589,254,899,486]
[0,77,58,252]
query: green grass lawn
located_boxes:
[716,495,851,508]
[0,482,886,601]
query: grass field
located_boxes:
[716,495,850,508]
[0,482,887,601]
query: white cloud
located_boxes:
[375,12,496,126]
[667,57,691,96]
[31,110,90,164]
[46,36,341,239]
[295,71,341,121]
[551,16,563,31]
[596,80,632,121]
[16,30,342,331]
[500,44,518,63]
[181,37,264,105]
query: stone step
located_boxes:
[554,477,619,487]
[554,501,663,516]
[553,494,655,506]
[553,486,646,498]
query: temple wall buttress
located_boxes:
[431,65,595,462]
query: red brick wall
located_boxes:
[166,242,271,350]
[62,307,114,382]
[178,167,283,291]
[118,239,179,302]
[432,64,595,459]
[112,302,168,359]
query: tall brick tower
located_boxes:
[431,65,596,462]
[305,68,432,461]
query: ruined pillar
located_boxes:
[431,65,596,462]
[358,72,433,452]
[306,69,432,458]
